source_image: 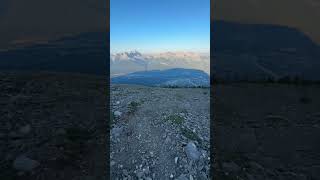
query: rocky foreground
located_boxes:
[110,85,210,179]
[0,72,107,180]
[214,84,320,180]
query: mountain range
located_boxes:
[0,20,319,82]
[110,51,210,77]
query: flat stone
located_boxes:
[185,142,201,161]
[114,111,122,117]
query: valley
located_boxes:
[111,68,210,88]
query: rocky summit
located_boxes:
[110,84,210,179]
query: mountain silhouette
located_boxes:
[0,32,108,75]
[212,20,320,82]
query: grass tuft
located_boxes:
[128,101,141,114]
[180,127,201,143]
[165,114,185,125]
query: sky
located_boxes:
[110,0,210,53]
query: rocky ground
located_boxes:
[110,84,210,180]
[213,83,320,180]
[0,72,107,180]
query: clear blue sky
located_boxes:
[110,0,210,53]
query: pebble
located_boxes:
[189,175,194,180]
[123,169,129,176]
[176,174,188,180]
[110,161,116,166]
[19,124,31,134]
[13,155,39,172]
[114,111,122,117]
[136,169,144,178]
[175,157,179,164]
[150,151,154,157]
[143,166,150,174]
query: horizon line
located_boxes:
[110,49,210,54]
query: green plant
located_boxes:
[128,101,140,114]
[180,127,201,143]
[165,114,185,125]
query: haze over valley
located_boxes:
[110,51,210,77]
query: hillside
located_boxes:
[110,84,210,179]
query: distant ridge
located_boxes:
[212,20,320,82]
[110,51,210,77]
[0,32,108,75]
